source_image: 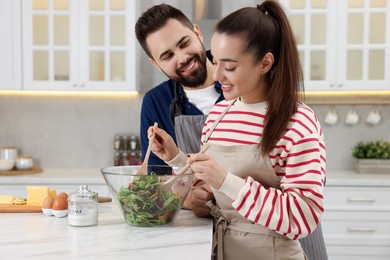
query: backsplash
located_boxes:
[0,94,142,169]
[0,93,389,171]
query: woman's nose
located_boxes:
[213,66,223,82]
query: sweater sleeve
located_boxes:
[231,133,326,240]
[164,149,188,170]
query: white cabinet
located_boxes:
[21,0,138,91]
[322,186,390,260]
[281,0,390,91]
[0,0,22,90]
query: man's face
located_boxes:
[146,19,208,88]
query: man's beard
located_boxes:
[172,51,208,88]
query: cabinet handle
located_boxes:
[347,197,376,203]
[347,227,376,232]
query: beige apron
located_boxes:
[203,99,307,260]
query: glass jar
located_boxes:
[114,134,122,150]
[68,185,98,227]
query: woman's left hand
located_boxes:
[188,153,228,190]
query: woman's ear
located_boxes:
[261,52,274,74]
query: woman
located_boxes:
[149,1,326,259]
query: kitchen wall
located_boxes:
[0,94,142,169]
[1,93,389,171]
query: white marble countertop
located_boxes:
[0,202,213,260]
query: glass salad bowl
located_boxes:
[101,165,194,227]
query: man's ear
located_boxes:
[193,24,204,43]
[261,52,274,74]
[149,58,163,72]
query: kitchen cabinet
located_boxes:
[323,171,390,260]
[281,0,390,91]
[0,0,22,90]
[21,0,138,91]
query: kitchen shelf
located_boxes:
[303,90,390,105]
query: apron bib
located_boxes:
[204,99,306,260]
[172,101,326,260]
[174,114,208,154]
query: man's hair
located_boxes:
[135,4,194,59]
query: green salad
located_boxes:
[116,173,181,226]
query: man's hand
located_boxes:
[183,181,214,218]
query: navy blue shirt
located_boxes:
[140,52,223,165]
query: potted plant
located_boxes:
[352,140,390,173]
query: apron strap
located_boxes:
[204,99,237,142]
[206,201,227,260]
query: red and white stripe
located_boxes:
[202,99,326,240]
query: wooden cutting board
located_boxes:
[0,204,42,213]
[0,197,112,213]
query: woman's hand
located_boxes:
[188,153,228,190]
[147,125,179,162]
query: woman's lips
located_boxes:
[221,84,234,92]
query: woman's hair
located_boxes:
[135,4,194,59]
[215,0,304,155]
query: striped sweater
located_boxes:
[201,99,326,240]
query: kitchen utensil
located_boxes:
[324,108,338,125]
[0,205,42,213]
[0,159,15,172]
[136,122,158,175]
[366,108,381,125]
[97,196,112,203]
[345,108,359,125]
[15,156,34,170]
[161,143,210,192]
[0,147,18,160]
[100,165,194,226]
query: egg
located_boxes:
[52,197,68,210]
[42,196,54,209]
[57,192,68,200]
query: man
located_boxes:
[135,4,328,259]
[135,4,223,217]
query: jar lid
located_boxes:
[68,185,98,201]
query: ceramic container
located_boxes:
[0,147,18,160]
[15,156,33,170]
[0,159,15,171]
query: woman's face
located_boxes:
[211,32,266,103]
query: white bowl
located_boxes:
[52,209,68,218]
[15,156,33,170]
[42,208,53,216]
[0,159,15,171]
